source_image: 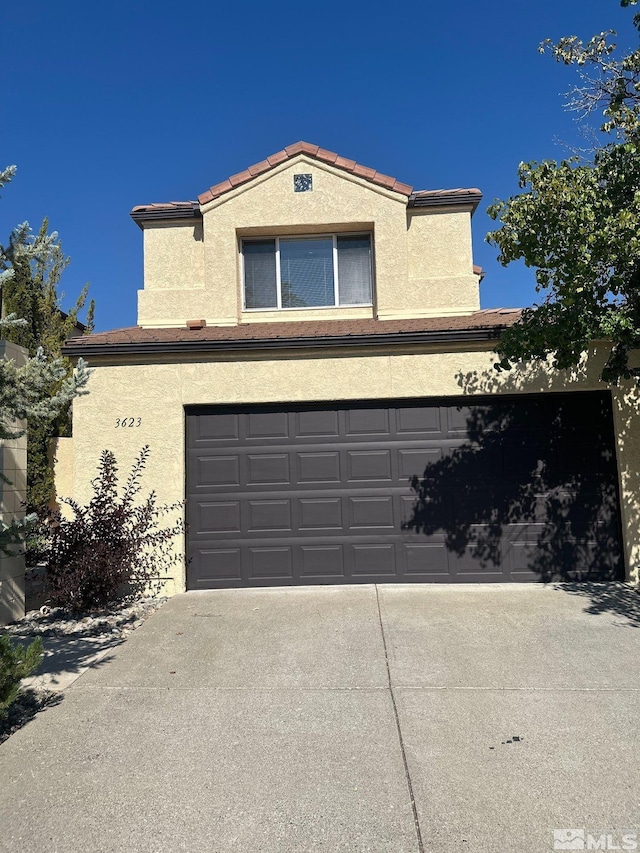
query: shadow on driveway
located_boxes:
[558,582,640,627]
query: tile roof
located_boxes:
[63,310,521,355]
[410,188,483,210]
[197,142,414,205]
[130,143,483,222]
[130,200,199,223]
[131,201,196,212]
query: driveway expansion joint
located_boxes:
[375,584,425,853]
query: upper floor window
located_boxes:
[242,234,372,310]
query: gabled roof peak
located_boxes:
[197,141,414,204]
[130,143,483,226]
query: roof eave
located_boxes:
[408,191,483,216]
[62,326,506,358]
[130,203,202,229]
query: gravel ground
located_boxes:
[0,596,167,744]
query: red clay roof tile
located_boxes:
[333,155,357,171]
[228,169,253,187]
[198,179,233,203]
[372,172,396,190]
[133,144,484,218]
[284,142,305,156]
[392,180,413,196]
[315,148,339,164]
[300,142,320,156]
[197,142,414,204]
[266,149,288,167]
[247,159,271,177]
[352,163,377,180]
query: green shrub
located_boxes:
[42,446,184,612]
[0,635,43,719]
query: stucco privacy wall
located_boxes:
[137,157,479,328]
[406,210,479,317]
[0,341,28,624]
[67,346,640,593]
[142,220,204,292]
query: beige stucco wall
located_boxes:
[404,209,479,317]
[50,437,75,516]
[137,155,479,328]
[142,220,204,291]
[66,344,640,594]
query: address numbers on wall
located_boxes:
[115,417,142,428]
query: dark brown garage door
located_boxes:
[186,392,624,587]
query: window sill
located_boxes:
[240,305,375,324]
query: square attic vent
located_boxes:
[294,173,313,193]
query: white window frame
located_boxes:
[241,232,373,311]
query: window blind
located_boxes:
[337,236,372,305]
[243,240,277,308]
[279,238,334,308]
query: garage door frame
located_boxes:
[185,392,625,588]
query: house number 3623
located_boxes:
[115,417,142,428]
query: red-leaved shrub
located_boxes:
[43,446,184,611]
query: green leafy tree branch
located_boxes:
[487,1,640,383]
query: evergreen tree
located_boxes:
[1,198,94,515]
[0,165,91,553]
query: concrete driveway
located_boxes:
[1,584,640,852]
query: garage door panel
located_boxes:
[246,410,289,440]
[246,453,290,485]
[299,545,345,578]
[346,408,390,436]
[297,451,341,484]
[557,440,616,475]
[446,405,504,436]
[190,547,242,584]
[295,409,340,438]
[448,526,506,575]
[195,455,241,488]
[531,483,620,526]
[400,493,451,530]
[450,484,502,525]
[396,405,441,435]
[501,440,554,477]
[347,450,392,482]
[248,547,293,580]
[402,542,450,577]
[194,412,240,443]
[554,392,610,428]
[299,498,343,531]
[186,393,624,588]
[197,501,241,534]
[398,448,442,480]
[453,562,506,581]
[348,496,395,529]
[351,544,396,576]
[247,500,292,532]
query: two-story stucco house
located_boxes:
[62,142,640,593]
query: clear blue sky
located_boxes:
[2,0,636,332]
